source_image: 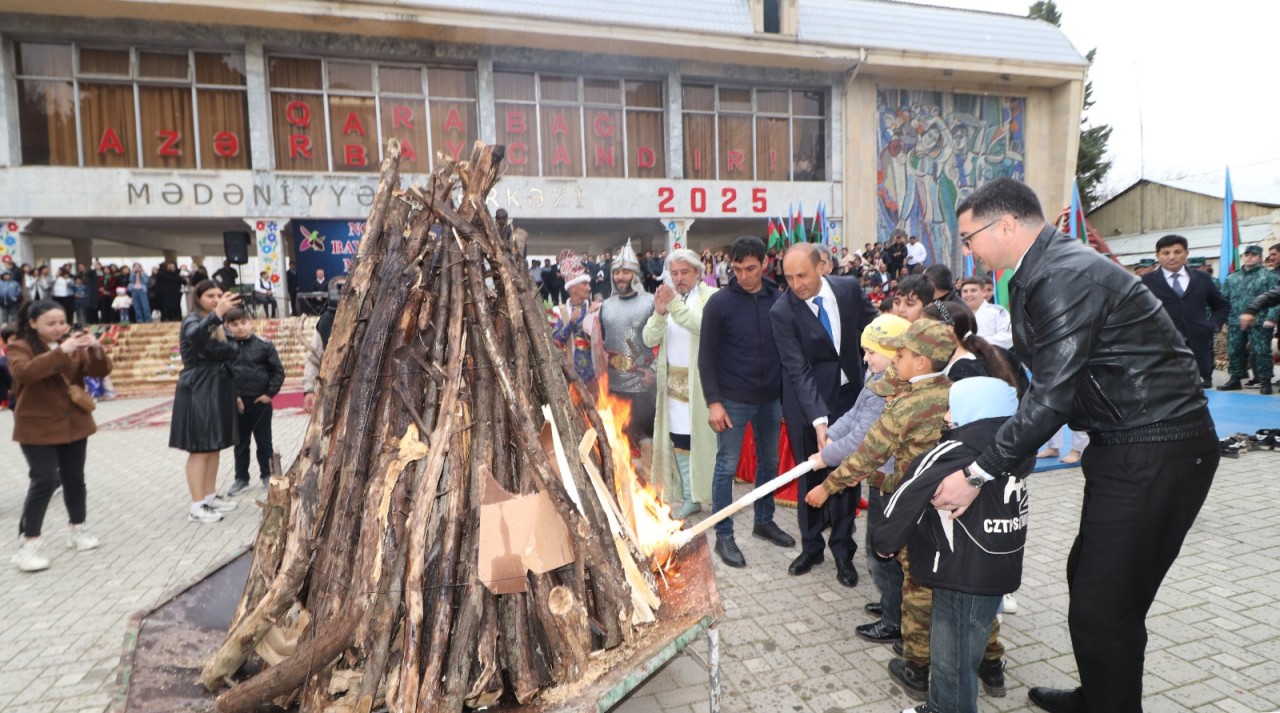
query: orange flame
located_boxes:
[595,377,682,568]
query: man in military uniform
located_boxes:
[1219,245,1280,394]
[593,239,657,443]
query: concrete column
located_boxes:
[666,70,683,179]
[1,219,35,266]
[828,77,844,184]
[0,35,20,167]
[244,218,290,318]
[477,51,496,143]
[243,39,273,171]
[72,238,95,267]
[162,249,180,264]
[662,218,694,253]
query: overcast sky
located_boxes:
[899,0,1280,197]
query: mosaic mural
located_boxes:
[876,89,1025,268]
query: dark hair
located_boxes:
[16,299,67,355]
[729,235,767,264]
[954,177,1044,223]
[1154,234,1188,252]
[959,276,984,290]
[223,307,250,323]
[895,274,933,304]
[928,357,951,373]
[924,300,1020,393]
[193,279,220,301]
[924,264,953,293]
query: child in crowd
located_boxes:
[224,308,285,496]
[803,318,956,700]
[111,287,132,324]
[806,314,910,643]
[872,377,1033,713]
[72,277,90,327]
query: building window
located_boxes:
[13,41,250,169]
[682,83,825,181]
[493,71,665,179]
[267,56,476,173]
[763,0,782,33]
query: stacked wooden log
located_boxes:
[200,140,664,712]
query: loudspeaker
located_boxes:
[223,230,251,264]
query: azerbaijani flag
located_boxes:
[1068,182,1088,243]
[793,202,806,245]
[766,219,782,251]
[992,269,1013,309]
[1220,168,1240,275]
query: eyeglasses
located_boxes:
[958,216,1007,249]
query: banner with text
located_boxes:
[292,219,365,283]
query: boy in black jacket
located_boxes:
[225,308,285,496]
[873,377,1033,713]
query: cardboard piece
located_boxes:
[477,464,576,595]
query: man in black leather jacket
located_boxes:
[930,178,1219,713]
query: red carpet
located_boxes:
[98,391,308,431]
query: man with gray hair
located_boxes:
[593,239,657,444]
[644,249,718,518]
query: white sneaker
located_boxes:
[188,504,224,523]
[1002,593,1018,615]
[67,527,100,551]
[11,540,50,572]
[208,496,238,512]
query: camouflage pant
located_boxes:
[899,546,1005,666]
[1227,324,1275,380]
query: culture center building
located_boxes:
[0,0,1087,285]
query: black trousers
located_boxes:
[1069,429,1218,711]
[619,388,656,445]
[234,400,274,483]
[793,383,861,561]
[19,439,88,538]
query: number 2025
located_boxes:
[657,186,768,214]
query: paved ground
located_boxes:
[1,395,1278,712]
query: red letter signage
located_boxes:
[213,131,239,158]
[97,128,125,155]
[285,101,311,127]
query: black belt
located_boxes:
[1090,407,1215,446]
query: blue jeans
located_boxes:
[866,487,903,628]
[711,398,781,539]
[929,587,1002,713]
[130,288,151,323]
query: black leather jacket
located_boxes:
[975,226,1209,477]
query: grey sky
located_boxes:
[897,0,1280,197]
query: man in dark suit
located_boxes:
[1141,234,1229,388]
[771,243,878,587]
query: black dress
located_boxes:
[169,312,239,452]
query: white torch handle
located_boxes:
[672,461,815,549]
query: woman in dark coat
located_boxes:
[169,280,242,523]
[154,262,185,322]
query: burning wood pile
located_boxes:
[199,140,684,712]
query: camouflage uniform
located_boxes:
[1222,263,1280,380]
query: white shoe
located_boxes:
[1002,593,1018,614]
[188,504,224,523]
[208,496,238,512]
[12,540,50,572]
[67,527,100,551]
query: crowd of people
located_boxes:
[547,178,1235,713]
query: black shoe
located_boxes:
[1244,377,1263,388]
[855,619,901,642]
[1262,382,1274,395]
[788,551,823,575]
[978,658,1007,697]
[1218,377,1243,391]
[864,601,883,617]
[714,537,746,568]
[1028,686,1087,713]
[835,557,858,587]
[752,521,796,548]
[888,658,929,701]
[892,639,904,656]
[226,480,251,497]
[1203,378,1214,389]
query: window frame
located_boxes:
[681,82,827,181]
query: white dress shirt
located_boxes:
[1161,267,1187,297]
[805,277,846,426]
[974,300,1013,349]
[906,241,928,265]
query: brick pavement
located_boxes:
[1,396,1277,712]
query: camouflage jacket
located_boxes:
[824,373,951,496]
[1222,265,1280,321]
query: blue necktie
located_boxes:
[814,295,834,343]
[1170,272,1184,297]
